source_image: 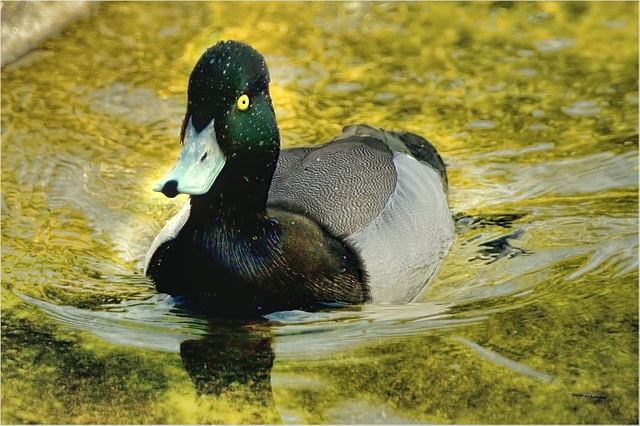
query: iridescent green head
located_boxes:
[155,40,279,198]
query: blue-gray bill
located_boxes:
[153,118,225,198]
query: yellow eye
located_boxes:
[236,94,250,111]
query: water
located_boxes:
[2,2,637,424]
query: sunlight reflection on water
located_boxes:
[2,1,637,424]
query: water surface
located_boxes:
[2,2,638,424]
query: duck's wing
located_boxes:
[268,133,397,238]
[268,124,449,238]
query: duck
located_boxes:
[145,40,454,315]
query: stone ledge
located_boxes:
[1,1,94,67]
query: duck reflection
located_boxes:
[179,319,280,423]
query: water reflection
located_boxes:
[180,321,278,419]
[2,1,638,423]
[16,289,488,424]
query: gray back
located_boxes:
[267,137,397,237]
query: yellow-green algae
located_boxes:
[275,266,637,424]
[2,1,638,424]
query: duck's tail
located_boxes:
[395,130,448,192]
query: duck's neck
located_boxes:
[187,153,279,231]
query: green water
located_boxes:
[1,2,638,424]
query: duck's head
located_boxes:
[155,40,279,198]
